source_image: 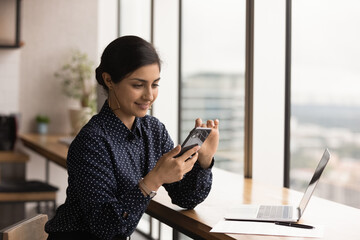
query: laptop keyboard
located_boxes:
[257,205,293,219]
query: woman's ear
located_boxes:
[102,72,113,89]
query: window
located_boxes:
[252,0,286,185]
[181,0,246,173]
[290,0,360,208]
[118,0,151,40]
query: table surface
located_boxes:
[21,134,68,168]
[20,133,360,240]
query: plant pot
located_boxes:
[69,107,92,136]
[37,123,48,135]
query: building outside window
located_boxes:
[290,0,360,208]
[181,0,246,174]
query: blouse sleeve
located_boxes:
[159,125,214,209]
[163,160,214,209]
[67,133,151,240]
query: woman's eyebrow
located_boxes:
[130,77,161,83]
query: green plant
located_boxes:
[36,115,50,124]
[55,49,97,114]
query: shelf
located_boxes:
[0,41,24,49]
[0,0,22,49]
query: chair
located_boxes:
[0,151,58,214]
[0,214,48,240]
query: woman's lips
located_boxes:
[136,102,150,110]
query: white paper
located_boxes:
[211,219,324,238]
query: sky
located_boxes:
[183,0,360,106]
[291,0,360,106]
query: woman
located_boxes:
[45,35,219,240]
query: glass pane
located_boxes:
[119,0,151,41]
[182,0,246,174]
[291,0,360,208]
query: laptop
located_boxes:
[224,148,330,223]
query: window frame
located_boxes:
[178,0,254,177]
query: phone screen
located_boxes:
[174,127,211,158]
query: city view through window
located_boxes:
[290,0,360,208]
[181,0,360,209]
[181,0,246,174]
[181,73,245,173]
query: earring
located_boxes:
[109,88,121,112]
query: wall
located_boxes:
[20,0,100,207]
[0,50,20,113]
[20,0,99,135]
[0,0,117,208]
[0,0,20,113]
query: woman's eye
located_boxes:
[133,84,143,88]
[152,84,160,88]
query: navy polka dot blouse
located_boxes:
[45,101,213,240]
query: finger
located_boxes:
[189,152,199,163]
[214,119,220,128]
[168,145,181,157]
[184,152,198,169]
[208,119,220,131]
[206,120,215,128]
[195,118,202,128]
[178,145,200,161]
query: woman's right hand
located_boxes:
[142,145,200,192]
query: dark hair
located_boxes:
[95,35,161,92]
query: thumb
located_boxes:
[167,145,181,157]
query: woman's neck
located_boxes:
[107,98,135,130]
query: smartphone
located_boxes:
[174,127,212,159]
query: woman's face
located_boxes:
[109,63,160,123]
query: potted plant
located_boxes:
[36,115,50,134]
[55,49,97,135]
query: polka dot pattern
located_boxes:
[45,101,213,240]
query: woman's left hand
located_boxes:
[195,118,220,169]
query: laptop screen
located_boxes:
[298,148,330,216]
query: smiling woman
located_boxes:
[44,35,220,240]
[102,64,160,129]
[95,36,162,129]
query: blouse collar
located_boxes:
[100,100,143,139]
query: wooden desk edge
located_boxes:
[20,134,68,169]
[146,200,233,240]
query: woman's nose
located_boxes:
[143,87,154,101]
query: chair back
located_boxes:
[0,214,48,240]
